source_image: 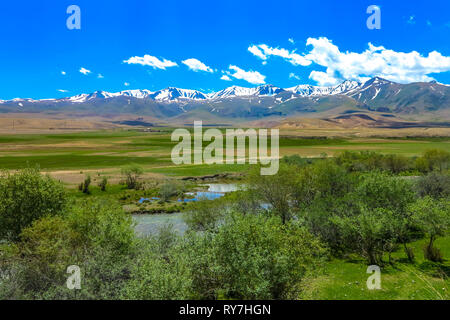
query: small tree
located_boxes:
[416,149,450,173]
[356,172,416,261]
[98,177,108,192]
[158,180,183,202]
[415,172,450,199]
[82,175,91,194]
[121,164,144,189]
[410,197,450,262]
[332,207,393,265]
[0,168,67,242]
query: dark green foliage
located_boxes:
[410,197,450,262]
[416,172,450,198]
[416,149,450,173]
[0,168,67,242]
[98,177,108,192]
[81,175,91,194]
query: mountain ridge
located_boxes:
[1,77,449,120]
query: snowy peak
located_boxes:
[330,80,362,94]
[209,84,284,99]
[286,80,362,97]
[253,84,284,96]
[151,88,208,101]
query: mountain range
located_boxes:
[1,77,449,122]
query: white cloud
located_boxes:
[407,15,416,25]
[220,75,232,81]
[304,37,450,84]
[58,89,69,93]
[309,71,340,86]
[289,73,300,80]
[288,38,295,44]
[248,45,267,60]
[226,65,266,84]
[61,71,66,75]
[123,54,177,70]
[248,44,311,66]
[124,82,130,87]
[97,74,104,79]
[79,67,91,75]
[182,58,213,73]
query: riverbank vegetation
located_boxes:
[0,149,449,300]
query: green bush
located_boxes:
[121,164,144,189]
[416,172,450,199]
[211,214,326,299]
[0,168,67,242]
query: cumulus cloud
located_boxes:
[182,58,213,72]
[220,75,232,81]
[304,37,450,84]
[288,38,295,44]
[226,65,266,84]
[61,71,66,75]
[58,89,69,93]
[79,67,91,75]
[123,54,177,70]
[248,44,311,66]
[308,71,340,86]
[248,45,267,61]
[124,82,130,86]
[97,73,104,79]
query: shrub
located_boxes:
[0,168,67,242]
[356,172,415,214]
[158,180,183,202]
[81,175,91,194]
[410,197,450,262]
[121,164,144,189]
[0,200,136,299]
[98,177,108,192]
[332,207,394,265]
[416,149,450,173]
[184,198,227,231]
[211,214,326,299]
[415,172,450,199]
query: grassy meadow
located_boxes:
[0,128,448,184]
[0,127,449,300]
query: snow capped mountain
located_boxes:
[208,86,259,99]
[330,80,361,95]
[150,87,207,101]
[209,84,284,99]
[0,79,377,104]
[1,78,447,113]
[253,84,285,96]
[286,80,362,96]
[0,77,448,118]
[286,84,332,96]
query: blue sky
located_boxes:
[0,0,449,99]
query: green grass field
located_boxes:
[304,236,450,300]
[0,129,448,179]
